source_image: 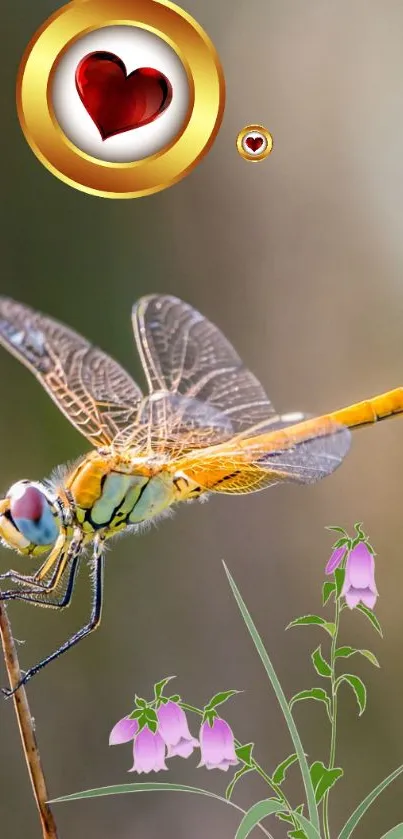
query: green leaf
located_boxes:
[334,568,345,597]
[234,800,286,838]
[50,783,273,838]
[285,811,321,839]
[311,646,332,678]
[331,538,349,549]
[287,615,326,628]
[277,812,294,824]
[277,806,304,825]
[309,760,343,804]
[235,742,254,767]
[203,710,218,727]
[128,709,143,720]
[338,765,403,839]
[309,761,324,790]
[335,646,357,659]
[353,521,365,536]
[169,694,181,703]
[136,708,158,733]
[336,674,367,715]
[234,799,321,839]
[154,676,176,700]
[286,615,335,637]
[206,690,240,710]
[322,582,336,605]
[225,766,253,801]
[365,541,376,556]
[288,830,308,839]
[380,825,403,838]
[326,525,349,535]
[134,695,147,709]
[289,688,331,721]
[222,562,320,833]
[272,753,299,785]
[357,604,383,637]
[335,646,380,668]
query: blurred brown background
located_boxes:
[2,1,403,837]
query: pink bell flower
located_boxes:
[341,542,378,610]
[157,701,199,758]
[198,717,239,772]
[109,716,139,745]
[129,726,168,774]
[325,546,346,575]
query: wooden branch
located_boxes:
[0,602,59,838]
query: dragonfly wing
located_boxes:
[132,295,277,439]
[0,298,143,448]
[177,413,352,493]
[253,413,352,484]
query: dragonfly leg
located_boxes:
[0,530,81,596]
[2,539,104,697]
[0,530,69,589]
[0,554,80,610]
[0,569,42,587]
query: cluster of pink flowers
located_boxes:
[110,700,239,775]
[110,529,378,775]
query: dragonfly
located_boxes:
[0,294,402,696]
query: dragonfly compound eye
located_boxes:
[8,482,59,547]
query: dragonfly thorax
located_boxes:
[65,454,175,537]
[62,450,205,540]
[0,480,60,556]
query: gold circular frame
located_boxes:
[16,0,225,198]
[236,125,273,162]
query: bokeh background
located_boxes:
[2,1,403,837]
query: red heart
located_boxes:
[75,51,173,140]
[245,136,263,152]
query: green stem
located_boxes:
[180,702,300,831]
[223,566,320,833]
[252,764,300,831]
[322,594,341,839]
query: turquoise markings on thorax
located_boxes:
[129,474,175,523]
[91,473,147,526]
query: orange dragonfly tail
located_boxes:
[312,386,403,430]
[241,388,403,455]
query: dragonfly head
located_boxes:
[0,480,60,555]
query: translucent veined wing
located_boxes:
[112,390,240,454]
[175,413,352,493]
[130,294,278,453]
[0,298,143,448]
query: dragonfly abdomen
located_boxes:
[328,387,403,429]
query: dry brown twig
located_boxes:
[0,601,59,839]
